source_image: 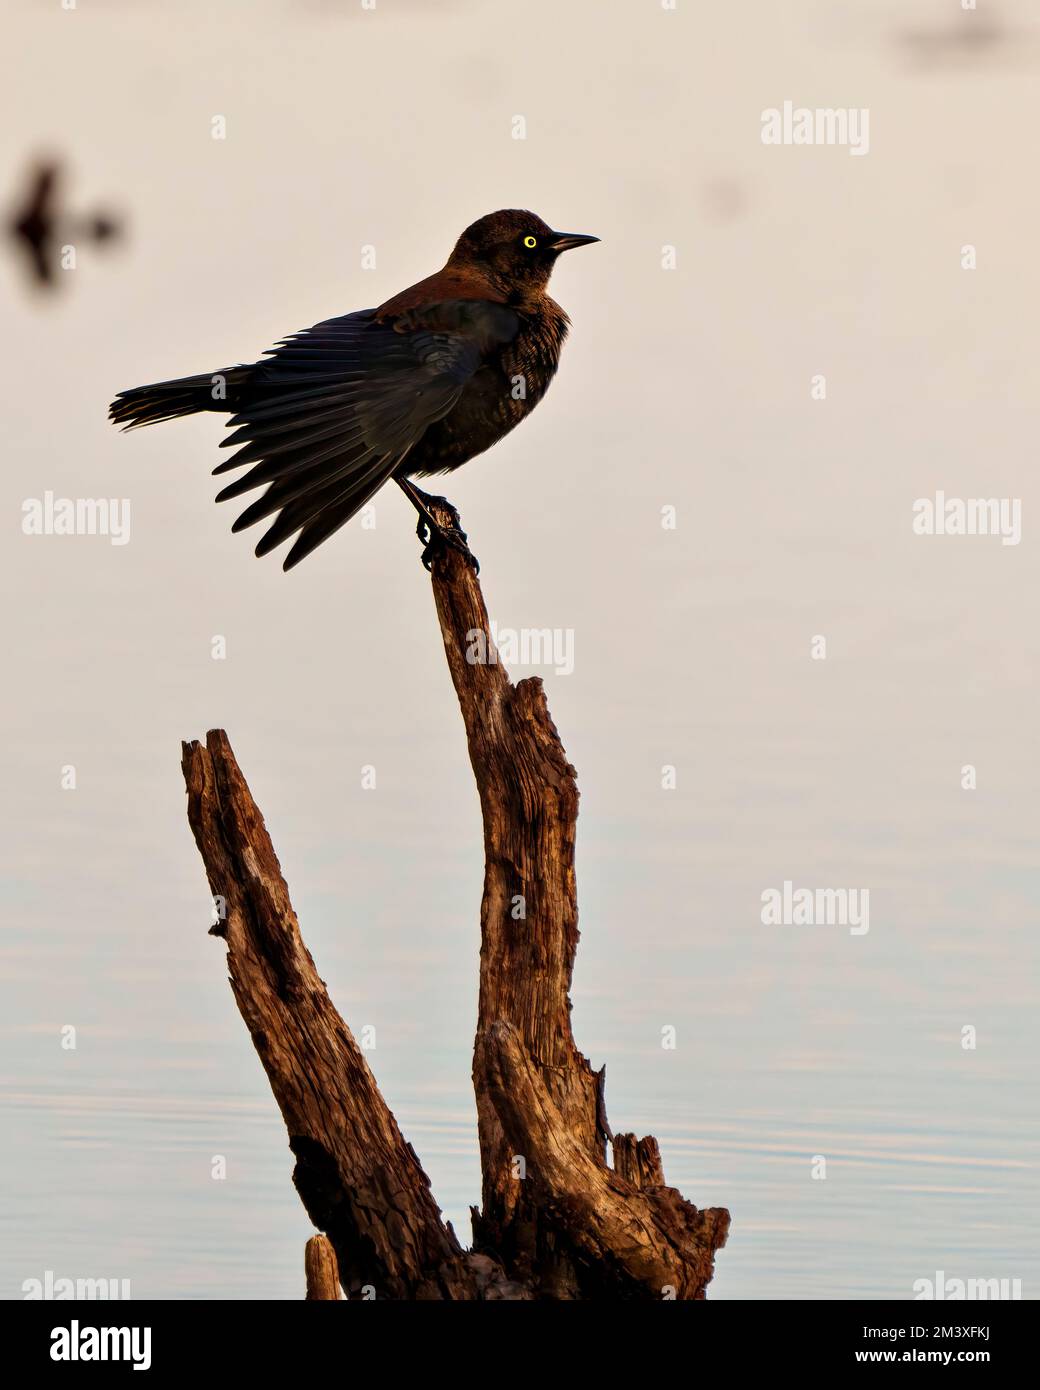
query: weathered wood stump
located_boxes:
[180,497,729,1299]
[304,1235,341,1301]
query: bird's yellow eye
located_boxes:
[523,235,537,249]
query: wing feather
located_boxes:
[213,302,519,568]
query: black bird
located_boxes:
[9,160,121,290]
[109,210,598,570]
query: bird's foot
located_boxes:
[416,514,479,574]
[416,493,464,531]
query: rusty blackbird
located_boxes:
[109,209,598,570]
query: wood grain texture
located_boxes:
[304,1235,341,1301]
[181,730,477,1300]
[180,497,729,1299]
[424,499,730,1297]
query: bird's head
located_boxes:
[448,209,599,300]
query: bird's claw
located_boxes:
[421,494,464,530]
[419,519,479,574]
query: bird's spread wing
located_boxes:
[216,300,519,569]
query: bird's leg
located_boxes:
[397,478,466,544]
[396,477,479,573]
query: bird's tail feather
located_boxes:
[108,368,251,430]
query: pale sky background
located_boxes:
[2,0,1038,1299]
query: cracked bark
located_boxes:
[180,498,729,1299]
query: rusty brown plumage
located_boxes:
[109,209,599,570]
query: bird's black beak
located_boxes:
[548,231,600,253]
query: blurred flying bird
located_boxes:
[109,210,598,570]
[8,160,121,290]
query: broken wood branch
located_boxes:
[304,1235,341,1301]
[180,496,729,1299]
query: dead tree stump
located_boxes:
[181,499,730,1300]
[304,1235,341,1301]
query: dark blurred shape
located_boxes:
[896,10,1025,68]
[7,160,123,291]
[9,162,58,286]
[701,177,747,224]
